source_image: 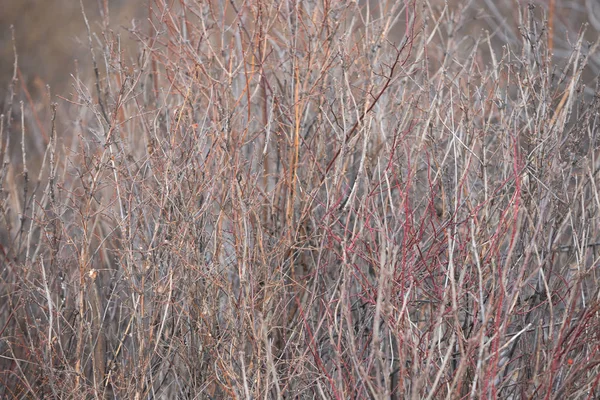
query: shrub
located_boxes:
[1,0,599,398]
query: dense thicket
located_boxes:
[1,1,599,398]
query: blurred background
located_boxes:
[0,0,144,101]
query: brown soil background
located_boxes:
[0,0,144,100]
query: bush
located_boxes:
[1,0,599,398]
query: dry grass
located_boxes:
[1,0,600,398]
